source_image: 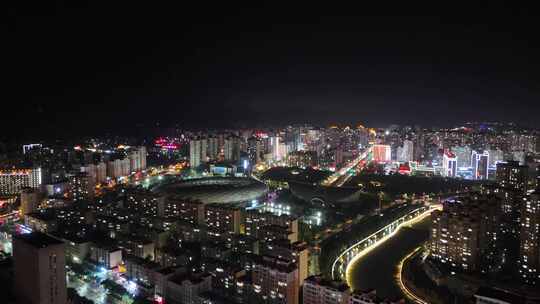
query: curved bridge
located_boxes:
[331,204,441,281]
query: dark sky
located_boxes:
[4,2,540,139]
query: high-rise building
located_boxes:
[270,136,282,161]
[396,140,414,163]
[190,138,208,168]
[287,151,318,168]
[205,204,242,236]
[20,187,40,218]
[13,232,67,304]
[511,134,537,153]
[0,168,42,195]
[334,146,343,168]
[442,151,457,177]
[252,256,300,304]
[413,127,424,161]
[496,161,528,194]
[303,275,350,304]
[22,143,42,154]
[372,145,391,162]
[207,137,219,160]
[261,240,309,293]
[129,149,141,172]
[165,199,205,225]
[519,191,540,285]
[247,137,262,165]
[106,159,122,179]
[80,163,98,185]
[190,139,202,168]
[138,146,147,170]
[512,150,526,165]
[429,195,501,273]
[96,161,107,184]
[120,157,131,176]
[224,137,241,162]
[245,210,299,242]
[487,149,504,168]
[472,150,489,180]
[67,172,94,201]
[452,145,472,169]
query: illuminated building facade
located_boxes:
[396,140,414,163]
[252,256,299,304]
[205,204,242,236]
[442,151,457,177]
[125,190,165,217]
[190,138,207,168]
[245,210,299,242]
[287,151,317,168]
[248,136,262,165]
[207,136,219,160]
[120,157,131,176]
[224,136,241,162]
[20,187,40,218]
[165,199,205,225]
[80,163,98,185]
[452,145,472,169]
[22,143,42,154]
[106,159,122,179]
[67,172,94,202]
[96,161,107,184]
[487,148,504,168]
[117,146,147,172]
[429,196,501,273]
[519,191,540,284]
[496,161,528,194]
[138,146,147,170]
[270,136,282,161]
[472,150,489,180]
[0,168,42,195]
[372,145,391,162]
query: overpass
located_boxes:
[331,204,441,281]
[320,146,372,187]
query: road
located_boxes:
[320,146,372,187]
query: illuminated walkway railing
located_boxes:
[331,205,439,281]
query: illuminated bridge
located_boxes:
[331,204,441,281]
[320,146,373,187]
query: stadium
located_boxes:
[153,177,268,205]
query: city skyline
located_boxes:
[0,121,539,303]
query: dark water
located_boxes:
[348,217,431,301]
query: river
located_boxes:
[347,216,431,302]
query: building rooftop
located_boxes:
[14,232,64,248]
[169,271,211,285]
[304,275,350,292]
[153,177,268,204]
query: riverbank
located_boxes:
[347,217,431,301]
[400,249,470,304]
[397,247,429,304]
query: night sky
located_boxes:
[4,2,540,139]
